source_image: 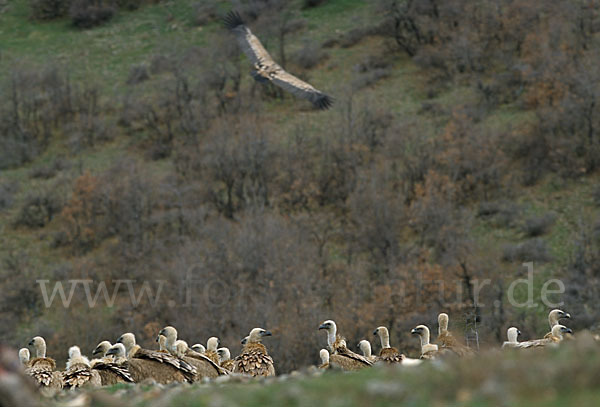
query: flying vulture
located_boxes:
[224,11,333,110]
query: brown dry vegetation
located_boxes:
[1,0,600,373]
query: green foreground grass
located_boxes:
[50,335,600,407]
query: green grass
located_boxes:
[49,336,600,407]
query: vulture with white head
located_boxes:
[543,310,571,339]
[224,11,333,110]
[217,347,235,372]
[518,325,573,349]
[157,326,228,378]
[233,328,276,377]
[191,344,206,354]
[372,326,404,363]
[437,313,475,356]
[502,327,522,349]
[90,341,134,385]
[358,340,379,363]
[114,333,196,383]
[411,325,453,359]
[26,336,63,389]
[63,346,101,389]
[318,320,372,370]
[18,348,30,367]
[204,337,220,365]
[318,349,330,369]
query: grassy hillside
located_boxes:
[42,335,600,407]
[1,0,600,372]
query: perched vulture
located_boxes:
[318,349,330,369]
[191,344,206,354]
[204,337,220,365]
[63,346,101,389]
[517,325,573,349]
[357,340,378,363]
[26,336,63,389]
[544,310,571,339]
[158,326,228,378]
[217,347,235,372]
[18,348,30,366]
[502,327,522,349]
[90,341,133,385]
[318,320,372,370]
[233,328,276,377]
[156,335,169,353]
[411,325,453,359]
[372,326,404,364]
[224,10,333,110]
[92,341,112,359]
[437,313,475,356]
[115,333,196,383]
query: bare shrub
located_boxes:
[351,68,390,90]
[57,163,154,255]
[477,200,521,229]
[0,65,74,169]
[126,64,150,85]
[290,41,328,70]
[70,0,116,28]
[192,1,219,26]
[29,157,71,180]
[501,238,552,263]
[339,26,372,48]
[0,181,19,210]
[30,0,71,20]
[200,118,275,218]
[302,0,327,8]
[521,213,556,237]
[14,188,64,229]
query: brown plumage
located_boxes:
[63,346,101,389]
[224,11,333,110]
[63,363,101,389]
[204,337,220,365]
[318,349,330,369]
[372,326,404,364]
[233,328,276,377]
[26,336,62,389]
[90,359,134,385]
[179,347,228,378]
[26,357,63,388]
[113,335,196,384]
[318,320,372,370]
[157,326,226,378]
[543,309,571,339]
[357,340,379,363]
[518,325,572,349]
[217,348,235,372]
[437,313,475,357]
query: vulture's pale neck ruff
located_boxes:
[19,348,30,365]
[217,347,231,363]
[359,340,372,357]
[548,309,569,328]
[376,327,391,349]
[160,326,178,352]
[320,349,329,365]
[207,337,219,352]
[31,336,47,358]
[506,327,519,344]
[438,313,449,335]
[418,326,432,347]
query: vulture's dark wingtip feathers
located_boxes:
[224,11,244,30]
[315,94,334,110]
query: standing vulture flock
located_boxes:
[18,309,584,389]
